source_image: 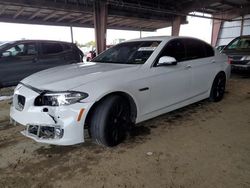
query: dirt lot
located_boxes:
[0,74,250,188]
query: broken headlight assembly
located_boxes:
[34,91,88,106]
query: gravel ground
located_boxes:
[0,74,250,188]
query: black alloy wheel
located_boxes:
[210,73,226,102]
[90,95,130,147]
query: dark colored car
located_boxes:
[0,40,83,88]
[222,35,250,71]
[216,45,226,52]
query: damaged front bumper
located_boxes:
[10,84,94,145]
[25,124,64,139]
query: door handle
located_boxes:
[185,65,192,69]
[211,59,216,63]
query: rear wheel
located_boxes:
[90,95,131,147]
[209,72,226,102]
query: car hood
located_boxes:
[21,62,140,91]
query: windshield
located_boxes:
[93,41,161,64]
[225,37,250,50]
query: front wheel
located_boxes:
[209,72,226,102]
[90,95,131,147]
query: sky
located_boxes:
[0,13,212,45]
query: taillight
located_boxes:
[228,58,232,64]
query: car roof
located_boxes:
[126,36,209,43]
[6,40,73,44]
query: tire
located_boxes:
[90,95,130,147]
[209,72,226,102]
[86,57,90,62]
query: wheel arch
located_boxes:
[214,71,226,81]
[84,91,138,130]
[207,70,226,95]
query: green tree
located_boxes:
[84,41,96,47]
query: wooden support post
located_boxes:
[70,26,74,43]
[240,16,244,36]
[211,18,222,46]
[94,0,107,55]
[171,16,181,36]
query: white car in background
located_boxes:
[10,36,231,147]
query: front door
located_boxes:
[0,42,38,87]
[144,39,192,115]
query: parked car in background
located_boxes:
[10,36,230,147]
[86,46,114,62]
[0,40,83,88]
[216,45,226,52]
[222,35,250,71]
[86,49,96,62]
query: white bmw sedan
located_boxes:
[10,36,231,147]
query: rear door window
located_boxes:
[204,43,214,57]
[63,43,72,50]
[184,39,206,60]
[41,43,64,55]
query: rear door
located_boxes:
[0,42,38,87]
[38,42,68,69]
[62,43,82,63]
[183,39,216,97]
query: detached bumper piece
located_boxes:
[27,124,64,139]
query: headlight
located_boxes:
[241,56,250,61]
[34,91,88,106]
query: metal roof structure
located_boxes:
[0,0,250,31]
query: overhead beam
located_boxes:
[222,0,242,8]
[13,7,25,19]
[43,11,58,21]
[184,0,223,13]
[70,15,90,23]
[107,17,123,25]
[109,19,139,27]
[80,17,93,24]
[0,5,5,15]
[28,9,41,20]
[56,14,72,22]
[0,0,92,14]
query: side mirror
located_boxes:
[158,56,177,66]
